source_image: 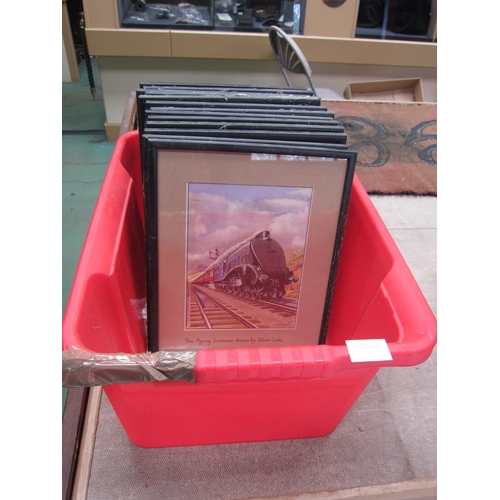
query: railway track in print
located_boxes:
[189,285,263,329]
[188,284,298,330]
[255,296,298,316]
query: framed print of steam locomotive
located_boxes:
[143,137,357,351]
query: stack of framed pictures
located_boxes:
[136,83,357,352]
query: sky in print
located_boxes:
[187,182,312,272]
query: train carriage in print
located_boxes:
[192,230,298,299]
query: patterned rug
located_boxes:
[324,101,437,195]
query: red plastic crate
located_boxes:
[62,131,436,448]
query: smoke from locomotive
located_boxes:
[192,230,299,299]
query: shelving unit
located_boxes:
[79,0,437,142]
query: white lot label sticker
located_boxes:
[345,339,393,363]
[251,153,277,161]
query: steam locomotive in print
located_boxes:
[192,230,298,299]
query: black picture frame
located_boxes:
[143,136,357,352]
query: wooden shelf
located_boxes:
[86,28,436,68]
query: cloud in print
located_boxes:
[187,183,312,272]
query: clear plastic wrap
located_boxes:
[62,347,196,387]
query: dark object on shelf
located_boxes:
[235,1,246,12]
[135,0,147,11]
[323,0,347,6]
[252,4,279,20]
[262,15,279,26]
[175,3,206,24]
[237,11,254,25]
[391,0,432,35]
[156,8,171,19]
[214,0,234,13]
[356,0,433,40]
[356,0,385,28]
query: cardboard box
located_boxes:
[344,78,425,102]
